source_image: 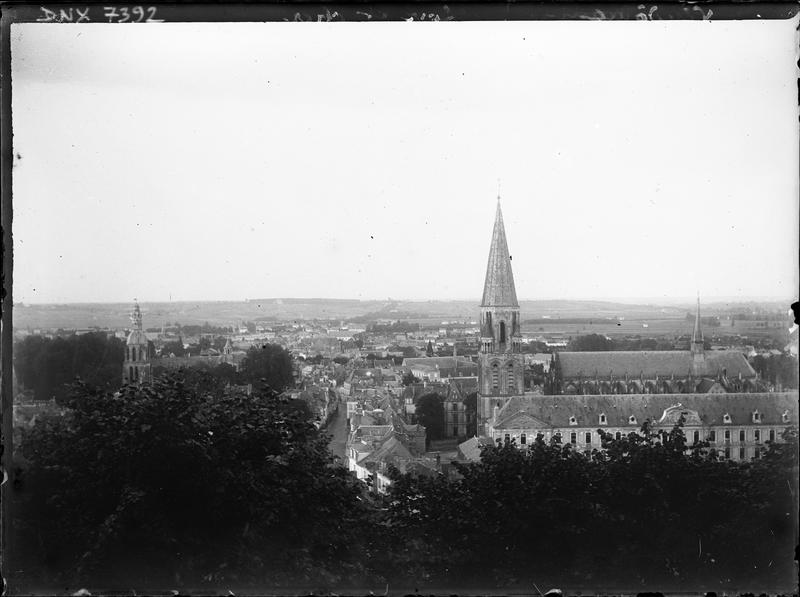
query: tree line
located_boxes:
[14,333,126,401]
[14,333,296,403]
[567,333,700,352]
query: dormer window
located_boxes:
[781,410,790,423]
[569,416,578,426]
[628,415,637,425]
[723,413,732,424]
[599,413,607,425]
[752,410,762,423]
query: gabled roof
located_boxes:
[557,350,756,379]
[492,392,798,431]
[362,435,413,465]
[481,200,519,308]
[458,436,493,462]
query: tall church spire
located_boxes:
[477,199,524,436]
[481,199,519,308]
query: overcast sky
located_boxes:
[11,19,799,304]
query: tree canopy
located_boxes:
[414,393,445,444]
[381,422,798,591]
[567,333,614,351]
[14,332,125,402]
[13,372,373,590]
[238,343,294,391]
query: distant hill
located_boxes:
[13,297,786,332]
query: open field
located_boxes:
[13,298,793,341]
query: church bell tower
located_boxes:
[123,302,152,385]
[478,199,524,435]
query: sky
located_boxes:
[10,19,799,304]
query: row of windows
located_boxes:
[502,428,780,446]
[697,428,776,444]
[567,412,789,426]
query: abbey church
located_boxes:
[473,200,796,456]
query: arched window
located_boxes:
[129,366,134,381]
[134,366,139,380]
[499,321,506,344]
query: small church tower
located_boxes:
[690,293,706,377]
[690,293,704,356]
[123,302,152,384]
[477,199,524,435]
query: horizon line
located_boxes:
[13,296,797,307]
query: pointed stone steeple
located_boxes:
[481,199,519,308]
[691,293,704,356]
[477,198,524,436]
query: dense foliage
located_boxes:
[13,373,372,590]
[414,393,445,444]
[381,423,798,592]
[567,333,702,352]
[750,353,799,389]
[238,343,295,391]
[14,332,125,401]
[12,369,798,593]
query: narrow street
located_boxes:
[326,400,349,462]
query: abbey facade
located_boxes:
[474,201,797,450]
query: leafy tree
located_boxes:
[425,341,434,357]
[238,344,294,391]
[401,371,420,386]
[212,362,239,384]
[414,393,444,445]
[14,333,125,402]
[381,421,798,590]
[160,338,186,357]
[13,372,374,590]
[568,333,614,351]
[332,356,349,365]
[463,392,477,437]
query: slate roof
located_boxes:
[356,424,393,438]
[481,200,519,308]
[557,350,756,379]
[403,356,474,369]
[449,377,479,396]
[492,392,798,430]
[458,436,493,462]
[362,435,413,465]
